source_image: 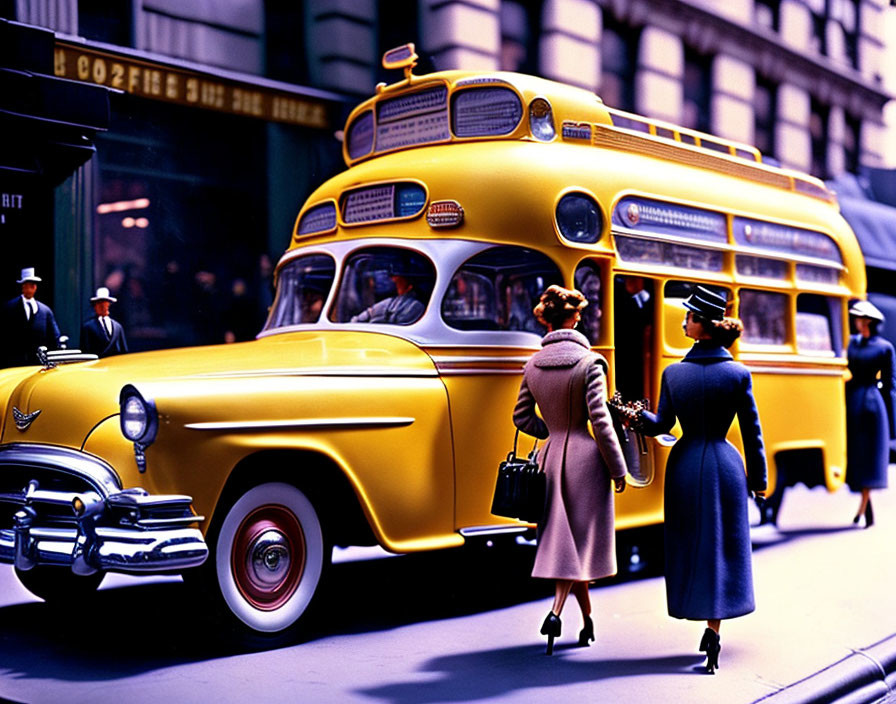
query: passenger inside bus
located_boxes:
[331,247,434,325]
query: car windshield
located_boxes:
[329,246,436,325]
[263,254,336,330]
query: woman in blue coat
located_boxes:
[634,286,766,674]
[845,300,896,528]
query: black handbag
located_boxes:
[491,428,546,523]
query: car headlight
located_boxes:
[119,385,158,445]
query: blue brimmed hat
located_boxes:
[683,286,727,321]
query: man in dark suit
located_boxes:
[80,286,128,358]
[2,267,61,367]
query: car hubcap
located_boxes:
[232,505,306,611]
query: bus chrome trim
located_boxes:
[740,364,846,377]
[184,417,416,431]
[193,367,438,379]
[459,525,530,537]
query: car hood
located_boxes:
[1,331,437,448]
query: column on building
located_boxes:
[306,0,378,94]
[635,24,683,124]
[421,0,500,71]
[539,0,600,90]
[710,54,754,145]
[135,1,264,73]
[776,83,812,172]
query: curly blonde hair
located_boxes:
[533,285,588,328]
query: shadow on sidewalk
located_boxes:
[357,644,707,703]
[751,524,859,551]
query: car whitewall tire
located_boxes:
[215,482,325,634]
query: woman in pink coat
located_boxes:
[513,285,628,655]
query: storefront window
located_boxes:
[94,98,273,350]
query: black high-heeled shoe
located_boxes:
[865,499,874,528]
[699,628,721,674]
[540,612,561,655]
[577,615,594,647]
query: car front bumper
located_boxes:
[0,444,208,575]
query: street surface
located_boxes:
[0,475,894,704]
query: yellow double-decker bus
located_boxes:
[0,43,864,643]
[279,44,860,536]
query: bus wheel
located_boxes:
[210,482,328,643]
[15,566,104,603]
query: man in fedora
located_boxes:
[2,267,61,367]
[81,286,128,357]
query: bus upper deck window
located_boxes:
[736,255,787,280]
[451,87,523,137]
[556,193,602,244]
[796,263,840,286]
[441,246,562,332]
[346,110,374,160]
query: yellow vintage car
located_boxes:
[0,45,863,644]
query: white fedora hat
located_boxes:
[848,300,884,322]
[17,267,42,284]
[90,286,118,303]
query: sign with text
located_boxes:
[53,42,334,130]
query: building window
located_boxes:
[78,1,132,46]
[754,76,777,159]
[264,2,309,84]
[599,14,640,112]
[682,48,712,133]
[844,113,862,173]
[808,0,860,68]
[810,98,830,178]
[501,1,542,73]
[755,0,780,31]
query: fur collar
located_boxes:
[534,329,595,368]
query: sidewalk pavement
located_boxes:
[0,475,894,704]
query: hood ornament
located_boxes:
[13,407,42,431]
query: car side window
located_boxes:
[441,246,563,332]
[264,254,336,330]
[329,246,435,325]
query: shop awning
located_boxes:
[837,195,896,272]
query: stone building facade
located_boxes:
[305,0,891,179]
[3,0,893,348]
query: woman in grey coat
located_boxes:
[513,285,628,655]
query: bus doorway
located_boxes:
[614,275,656,403]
